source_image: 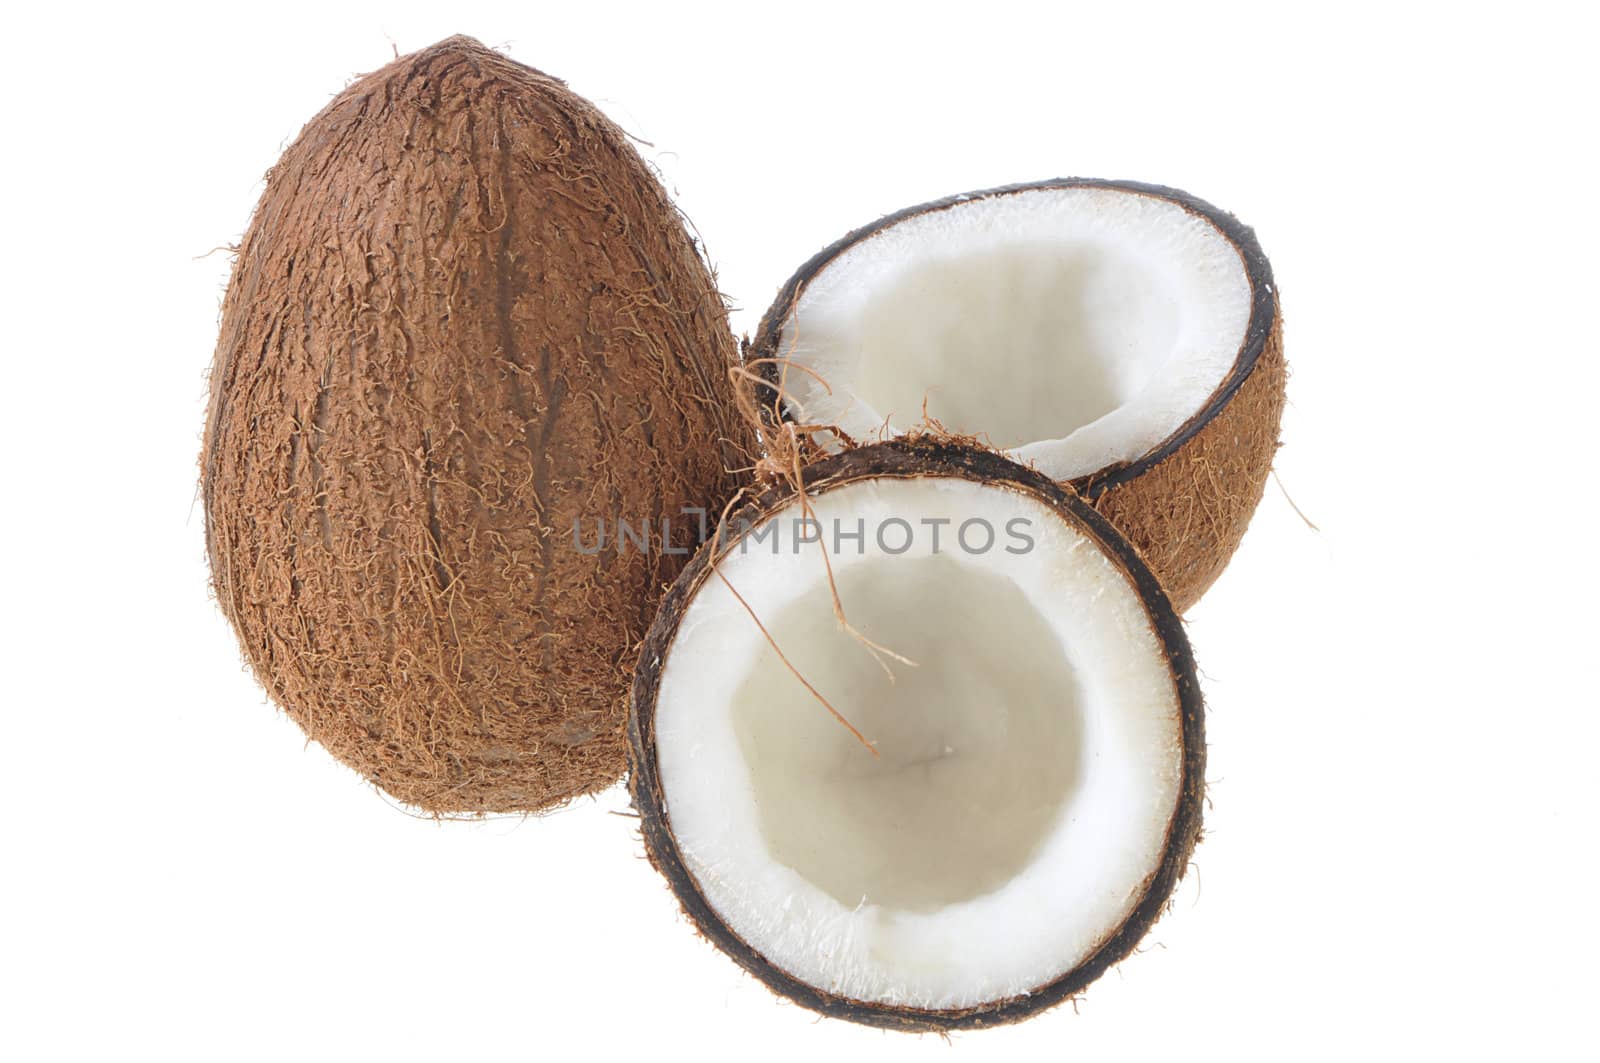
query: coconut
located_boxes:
[629,438,1204,1030]
[202,36,752,814]
[747,179,1285,611]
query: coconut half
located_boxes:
[748,179,1285,611]
[629,440,1204,1030]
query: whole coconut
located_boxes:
[202,36,752,813]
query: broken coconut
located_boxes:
[202,37,751,813]
[629,439,1203,1030]
[748,179,1285,611]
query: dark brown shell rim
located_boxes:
[745,178,1277,498]
[627,438,1206,1031]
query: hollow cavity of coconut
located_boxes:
[202,37,751,814]
[629,439,1204,1030]
[749,179,1285,611]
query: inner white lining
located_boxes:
[774,187,1253,481]
[653,477,1183,1009]
[737,553,1086,914]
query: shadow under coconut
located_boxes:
[732,554,1086,913]
[851,242,1181,448]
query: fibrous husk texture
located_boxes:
[202,36,751,814]
[1082,307,1285,612]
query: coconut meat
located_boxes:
[652,477,1184,1010]
[773,186,1253,481]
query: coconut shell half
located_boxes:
[202,37,752,813]
[748,178,1286,611]
[629,438,1204,1030]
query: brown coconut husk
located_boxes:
[202,36,753,814]
[627,437,1206,1031]
[745,178,1287,612]
[1085,311,1285,610]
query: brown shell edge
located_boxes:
[626,438,1206,1032]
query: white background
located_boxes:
[4,2,1596,1059]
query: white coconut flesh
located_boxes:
[774,186,1254,481]
[652,476,1185,1010]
